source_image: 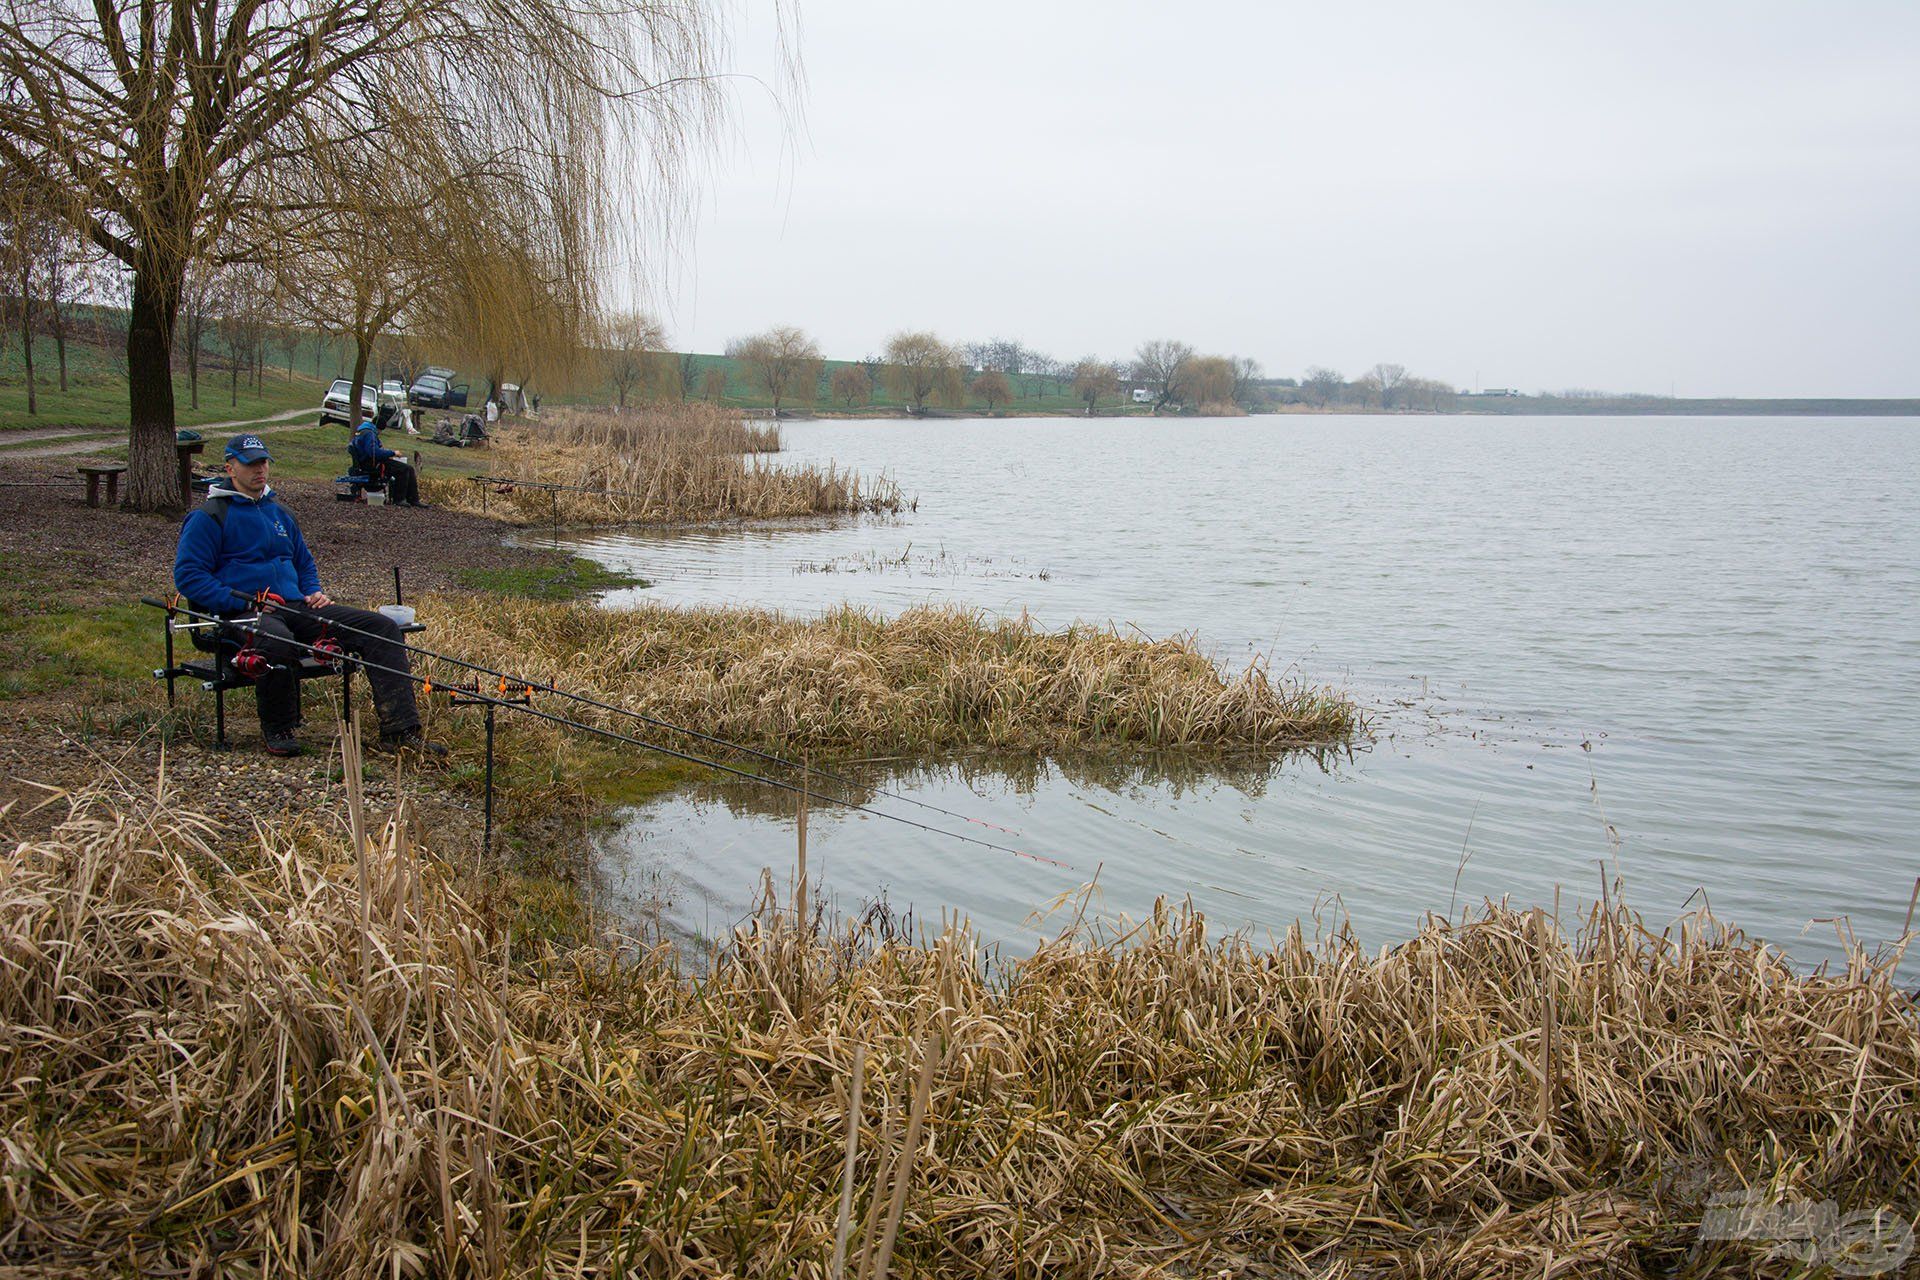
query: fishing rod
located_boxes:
[144,596,1067,868]
[212,587,1027,839]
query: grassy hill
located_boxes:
[0,321,334,433]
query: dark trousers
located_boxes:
[232,604,420,736]
[380,459,420,504]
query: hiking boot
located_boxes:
[375,727,448,760]
[263,732,303,758]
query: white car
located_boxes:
[319,379,380,427]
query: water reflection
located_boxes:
[676,743,1351,821]
[592,743,1353,950]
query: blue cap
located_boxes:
[224,433,271,463]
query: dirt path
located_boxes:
[0,407,315,458]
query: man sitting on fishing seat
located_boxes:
[173,433,444,759]
[350,406,425,506]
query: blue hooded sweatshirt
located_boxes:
[173,486,322,614]
[350,421,397,472]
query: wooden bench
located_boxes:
[77,464,127,508]
[175,439,205,503]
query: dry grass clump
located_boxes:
[540,402,783,455]
[2,781,1915,1276]
[422,593,1362,751]
[427,402,905,526]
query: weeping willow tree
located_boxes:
[0,0,760,511]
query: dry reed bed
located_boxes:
[420,593,1361,751]
[427,403,905,526]
[2,783,1915,1277]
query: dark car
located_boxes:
[408,373,470,409]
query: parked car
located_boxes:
[319,378,379,427]
[379,379,407,405]
[408,372,470,409]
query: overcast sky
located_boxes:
[637,0,1920,398]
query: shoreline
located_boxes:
[2,433,1915,1275]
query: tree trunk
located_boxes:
[350,335,374,429]
[126,266,184,512]
[51,301,67,392]
[229,351,239,406]
[16,277,36,416]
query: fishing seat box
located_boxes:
[334,471,386,502]
[155,606,424,749]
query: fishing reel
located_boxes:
[312,636,346,664]
[230,646,271,680]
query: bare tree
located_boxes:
[0,0,743,511]
[1132,339,1196,413]
[728,326,823,417]
[604,311,668,410]
[176,265,220,413]
[28,214,90,394]
[859,354,886,401]
[883,331,963,415]
[0,183,55,415]
[1230,355,1263,408]
[678,351,699,401]
[1403,376,1457,412]
[1018,351,1061,400]
[971,370,1012,414]
[1362,362,1410,409]
[1302,366,1344,408]
[1072,358,1118,416]
[274,320,303,381]
[701,367,727,402]
[830,363,872,410]
[213,267,271,407]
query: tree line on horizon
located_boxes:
[591,317,1467,416]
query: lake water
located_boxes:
[560,416,1919,972]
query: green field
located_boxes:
[0,330,328,432]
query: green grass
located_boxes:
[456,557,649,601]
[0,331,320,432]
[0,576,155,700]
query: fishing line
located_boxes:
[217,588,1027,838]
[147,597,1067,868]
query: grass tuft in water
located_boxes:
[427,402,906,526]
